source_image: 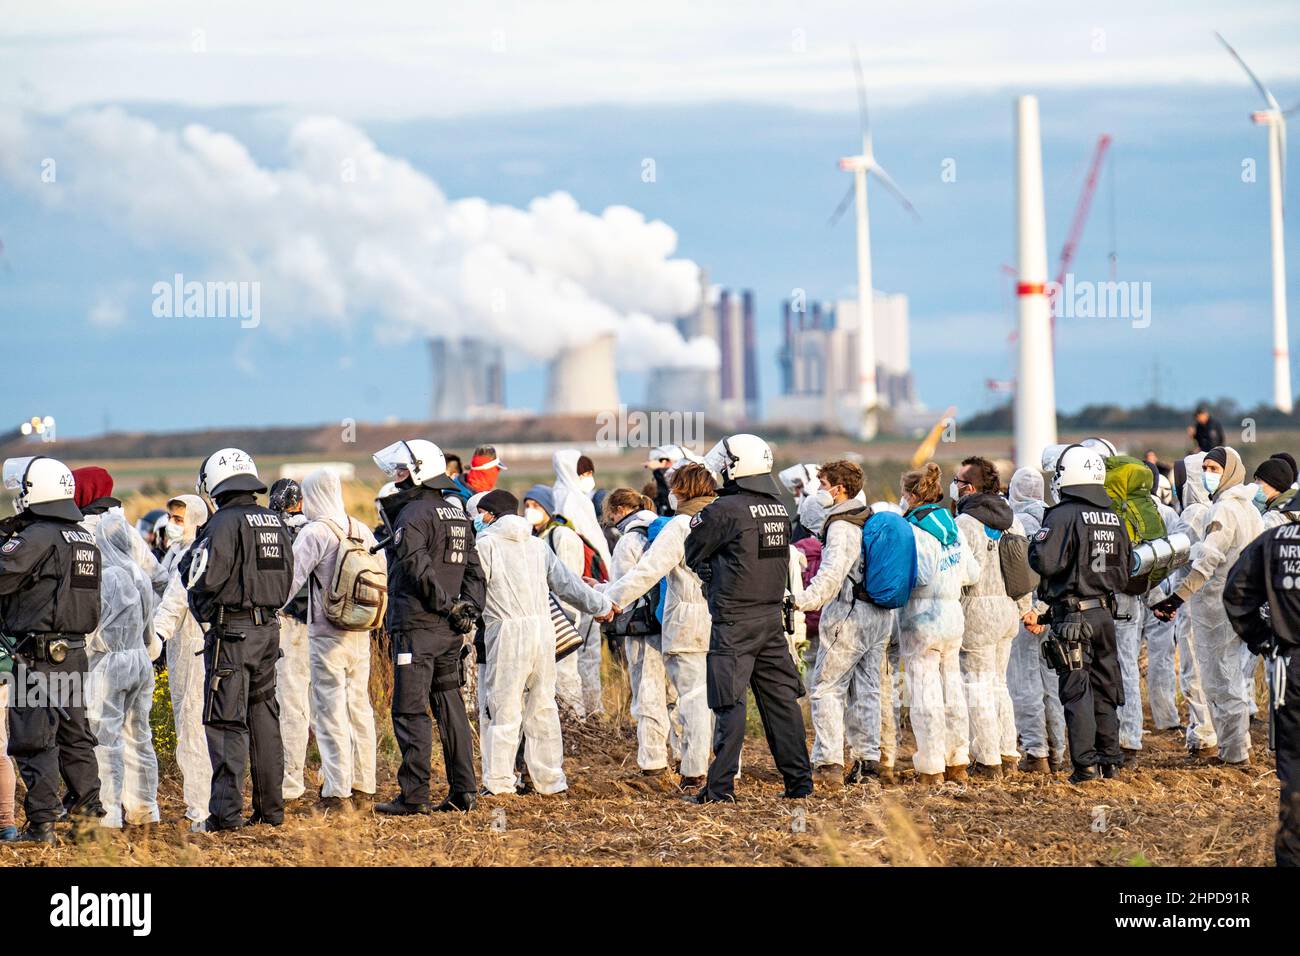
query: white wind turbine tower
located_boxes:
[1217,32,1297,413]
[830,45,919,441]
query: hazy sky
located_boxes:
[2,1,1298,437]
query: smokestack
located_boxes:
[1013,95,1058,469]
[545,334,619,415]
[742,290,758,420]
[781,300,794,394]
[718,289,734,400]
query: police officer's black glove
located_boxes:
[1247,634,1277,658]
[447,599,480,635]
[1151,594,1183,622]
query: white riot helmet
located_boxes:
[196,447,266,499]
[1042,443,1106,504]
[778,462,819,498]
[1081,436,1118,458]
[2,456,81,521]
[373,439,446,487]
[705,434,781,495]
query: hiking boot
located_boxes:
[878,764,897,785]
[315,796,354,813]
[1068,764,1101,785]
[1019,755,1051,774]
[1100,763,1121,780]
[1049,753,1069,772]
[15,822,56,845]
[245,813,283,827]
[971,762,1003,782]
[1001,756,1019,774]
[435,791,478,813]
[0,826,18,842]
[1120,748,1140,770]
[375,797,432,816]
[845,759,881,784]
[813,764,845,792]
[194,816,245,833]
[918,772,946,787]
[684,791,735,804]
[350,791,377,805]
[943,764,968,784]
[678,775,706,791]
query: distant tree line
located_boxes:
[961,399,1300,434]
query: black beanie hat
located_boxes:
[1205,447,1228,469]
[478,489,519,518]
[1270,452,1298,484]
[1255,458,1293,493]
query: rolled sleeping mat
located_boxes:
[1131,533,1192,579]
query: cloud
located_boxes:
[87,292,126,327]
[0,107,710,367]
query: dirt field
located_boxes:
[0,656,1278,868]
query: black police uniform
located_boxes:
[380,478,485,810]
[0,508,104,827]
[180,490,294,829]
[684,478,812,801]
[1224,522,1300,865]
[1027,484,1132,776]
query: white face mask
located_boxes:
[813,489,834,508]
[163,521,184,544]
[949,480,961,501]
[578,475,595,494]
[524,506,546,527]
[1203,472,1221,495]
[667,492,679,511]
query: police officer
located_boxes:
[1224,521,1300,865]
[372,440,485,814]
[1025,444,1132,784]
[683,434,812,802]
[0,455,104,843]
[181,448,294,832]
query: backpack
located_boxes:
[601,520,666,639]
[547,516,609,583]
[1101,455,1169,595]
[318,518,388,630]
[824,506,918,610]
[997,530,1039,600]
[793,537,824,633]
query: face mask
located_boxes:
[473,514,489,534]
[578,475,595,494]
[813,489,835,508]
[1255,487,1269,509]
[524,506,546,526]
[164,521,184,544]
[667,493,679,511]
[1203,472,1221,495]
[949,481,961,501]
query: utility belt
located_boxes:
[17,633,87,665]
[1049,593,1116,619]
[1041,594,1114,675]
[218,606,272,627]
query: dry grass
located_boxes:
[0,641,1278,868]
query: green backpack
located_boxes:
[1101,455,1168,595]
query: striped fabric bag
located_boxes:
[550,594,585,661]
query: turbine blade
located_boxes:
[1285,101,1300,116]
[1215,31,1279,110]
[868,162,921,221]
[851,44,871,151]
[828,181,856,227]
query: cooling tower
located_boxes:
[545,333,620,415]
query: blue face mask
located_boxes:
[473,514,488,534]
[1203,472,1221,495]
[1255,487,1270,508]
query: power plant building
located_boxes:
[430,337,506,421]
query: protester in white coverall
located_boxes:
[1005,468,1068,771]
[898,463,977,784]
[473,490,613,796]
[601,463,717,787]
[551,450,613,717]
[1153,446,1262,766]
[792,460,895,790]
[953,457,1029,779]
[270,480,312,802]
[87,513,161,828]
[527,481,587,716]
[283,469,383,806]
[602,489,675,777]
[151,494,212,824]
[1168,453,1219,753]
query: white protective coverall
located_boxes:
[608,508,676,771]
[955,495,1030,768]
[1005,469,1067,762]
[151,494,212,822]
[88,513,160,827]
[284,469,382,799]
[476,514,612,795]
[1168,454,1218,750]
[792,500,894,770]
[1174,447,1262,763]
[277,511,312,800]
[551,449,613,717]
[602,497,715,780]
[83,507,170,596]
[899,505,978,776]
[1114,498,1188,750]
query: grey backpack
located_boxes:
[998,531,1039,600]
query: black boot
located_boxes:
[1068,764,1101,785]
[845,759,880,784]
[16,822,57,845]
[1100,763,1121,779]
[435,791,478,813]
[375,797,432,816]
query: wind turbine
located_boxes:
[1217,31,1297,413]
[829,45,918,441]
